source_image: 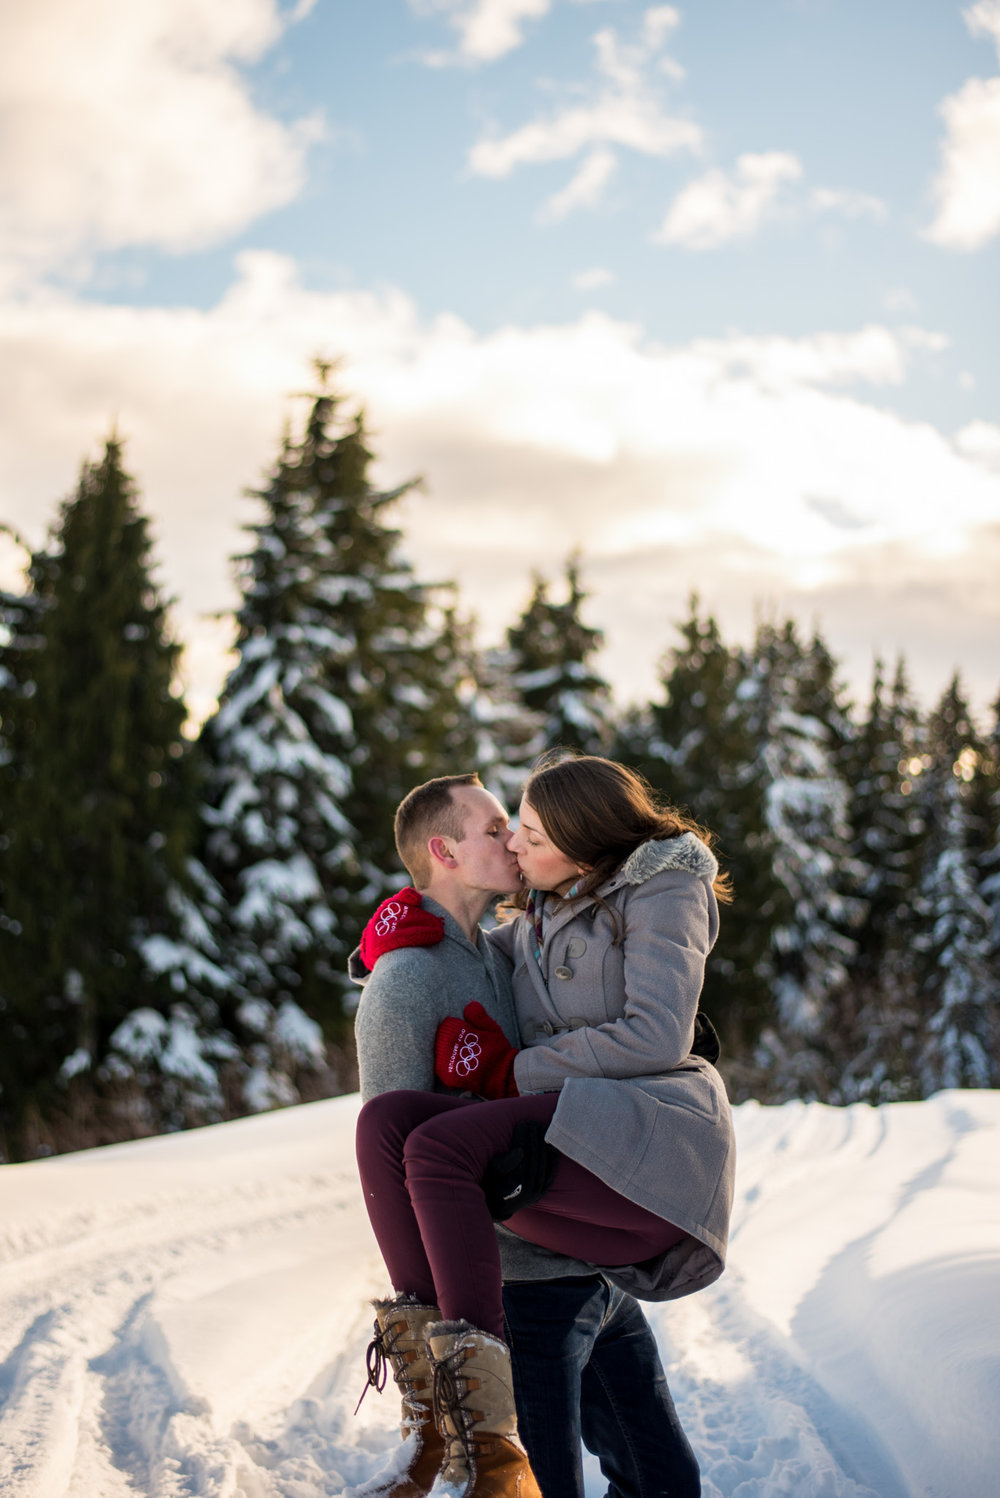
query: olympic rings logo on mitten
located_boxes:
[454,1031,482,1077]
[374,900,405,937]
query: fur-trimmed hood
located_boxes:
[617,831,718,888]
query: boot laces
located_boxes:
[432,1347,477,1468]
[354,1318,392,1415]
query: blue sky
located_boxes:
[1,0,999,722]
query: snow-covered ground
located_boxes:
[0,1091,997,1498]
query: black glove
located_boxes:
[482,1120,559,1221]
[690,1011,721,1066]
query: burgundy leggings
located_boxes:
[355,1090,686,1341]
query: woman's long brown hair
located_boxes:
[502,753,731,931]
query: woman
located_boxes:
[355,756,736,1498]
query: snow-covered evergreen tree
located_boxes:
[503,556,612,759]
[200,393,364,1060]
[416,599,482,780]
[978,692,1000,975]
[322,408,466,891]
[470,642,548,807]
[618,597,779,1056]
[839,658,927,1101]
[202,373,462,1062]
[915,774,996,1090]
[913,677,998,1091]
[740,619,863,1099]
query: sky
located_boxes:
[1,0,999,726]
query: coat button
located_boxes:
[554,965,572,979]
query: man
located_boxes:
[351,772,700,1498]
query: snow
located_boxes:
[234,854,324,933]
[272,1000,326,1065]
[0,1091,997,1498]
[58,1049,91,1082]
[109,1007,237,1099]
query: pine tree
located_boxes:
[0,576,45,886]
[332,416,464,886]
[311,392,465,891]
[200,397,364,1055]
[0,438,201,1157]
[471,642,547,808]
[739,618,862,1099]
[201,372,462,1055]
[839,658,927,1101]
[978,692,1000,975]
[418,600,482,779]
[617,597,779,1058]
[503,556,612,759]
[913,677,997,1091]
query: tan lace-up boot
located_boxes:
[354,1296,446,1498]
[426,1320,542,1498]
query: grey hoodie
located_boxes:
[351,897,600,1281]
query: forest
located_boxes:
[1,370,997,1163]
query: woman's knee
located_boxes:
[402,1109,478,1178]
[358,1090,402,1139]
[357,1090,434,1160]
[359,1088,436,1127]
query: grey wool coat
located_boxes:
[488,831,736,1302]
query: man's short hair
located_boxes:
[394,773,482,888]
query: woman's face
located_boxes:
[507,797,581,893]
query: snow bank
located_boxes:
[659,1090,1000,1498]
[0,1092,996,1497]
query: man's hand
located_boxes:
[483,1120,558,1220]
[435,1001,519,1098]
[690,1011,721,1066]
[360,887,445,969]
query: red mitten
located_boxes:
[435,1001,519,1098]
[360,887,445,969]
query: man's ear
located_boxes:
[428,835,458,870]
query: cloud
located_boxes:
[0,0,320,274]
[683,325,926,391]
[804,495,872,532]
[413,0,552,65]
[924,1,1000,250]
[467,7,700,198]
[810,186,888,221]
[572,266,617,289]
[539,145,618,220]
[655,154,892,250]
[589,527,1000,717]
[956,419,1000,469]
[1,255,996,717]
[0,528,31,592]
[883,286,919,314]
[653,152,802,248]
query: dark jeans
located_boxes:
[504,1277,700,1498]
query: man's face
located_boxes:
[446,786,522,896]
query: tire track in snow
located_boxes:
[86,1286,407,1497]
[0,1168,357,1496]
